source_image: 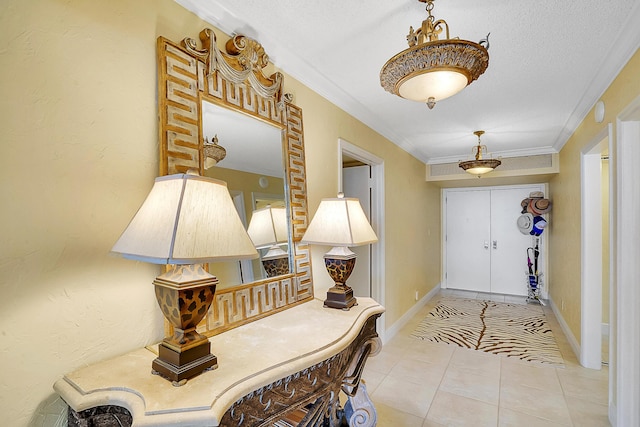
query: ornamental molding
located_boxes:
[182,28,283,102]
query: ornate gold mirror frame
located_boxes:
[157,28,313,336]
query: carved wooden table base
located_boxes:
[220,315,381,427]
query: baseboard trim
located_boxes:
[609,402,617,427]
[548,296,581,362]
[383,283,441,344]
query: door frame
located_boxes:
[611,95,640,426]
[580,126,611,369]
[442,184,549,298]
[342,164,373,298]
[338,138,386,339]
[231,190,255,283]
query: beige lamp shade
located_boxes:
[247,206,288,249]
[111,173,258,264]
[302,195,378,247]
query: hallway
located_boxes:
[362,290,610,426]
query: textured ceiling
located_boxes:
[176,0,640,164]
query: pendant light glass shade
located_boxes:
[397,69,469,103]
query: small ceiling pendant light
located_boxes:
[380,0,490,109]
[459,130,501,176]
[203,134,226,169]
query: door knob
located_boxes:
[493,240,498,249]
[484,241,489,249]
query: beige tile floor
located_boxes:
[362,290,610,426]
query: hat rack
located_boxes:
[517,191,552,304]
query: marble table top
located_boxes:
[54,297,384,426]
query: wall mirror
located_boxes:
[157,28,313,335]
[202,100,290,287]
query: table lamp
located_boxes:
[246,206,290,277]
[302,193,378,310]
[111,172,258,385]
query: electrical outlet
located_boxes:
[415,291,419,301]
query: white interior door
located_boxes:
[490,187,544,296]
[343,165,372,297]
[445,190,491,292]
[445,185,545,295]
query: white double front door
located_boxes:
[444,185,545,296]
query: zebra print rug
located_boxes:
[411,297,564,366]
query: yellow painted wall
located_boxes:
[549,47,640,343]
[0,0,441,423]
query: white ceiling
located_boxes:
[176,0,640,164]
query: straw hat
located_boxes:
[528,198,552,215]
[520,191,552,214]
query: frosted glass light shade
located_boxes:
[302,196,378,247]
[462,164,496,175]
[398,70,469,102]
[247,206,288,249]
[112,173,258,264]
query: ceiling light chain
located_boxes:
[408,0,449,46]
[472,130,486,160]
[380,0,489,109]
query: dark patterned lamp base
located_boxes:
[323,254,357,310]
[152,341,218,386]
[324,284,358,310]
[262,255,289,278]
[151,265,219,385]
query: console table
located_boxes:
[54,298,384,426]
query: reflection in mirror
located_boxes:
[247,206,289,278]
[201,100,291,288]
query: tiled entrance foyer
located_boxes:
[362,290,610,426]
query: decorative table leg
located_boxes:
[343,382,376,427]
[68,405,132,427]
